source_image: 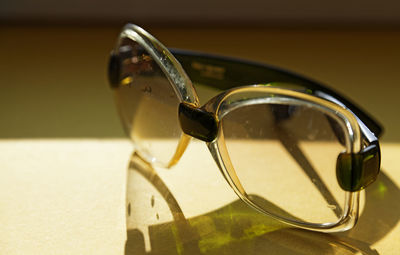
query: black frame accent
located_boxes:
[178,103,218,143]
[171,49,383,138]
[336,141,381,192]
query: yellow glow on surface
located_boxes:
[0,139,131,255]
[121,76,133,86]
[0,139,399,254]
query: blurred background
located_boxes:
[2,0,400,26]
[1,0,400,141]
[1,2,400,255]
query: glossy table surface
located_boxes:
[0,26,399,254]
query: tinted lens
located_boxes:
[113,38,182,166]
[221,103,348,224]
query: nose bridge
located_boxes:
[178,103,218,143]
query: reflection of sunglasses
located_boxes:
[108,24,381,232]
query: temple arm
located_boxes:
[171,49,383,138]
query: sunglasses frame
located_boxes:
[109,24,381,233]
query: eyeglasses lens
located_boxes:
[114,38,182,166]
[221,103,348,224]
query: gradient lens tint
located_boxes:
[113,37,183,166]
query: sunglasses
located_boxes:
[108,24,382,232]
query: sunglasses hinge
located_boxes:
[336,142,381,192]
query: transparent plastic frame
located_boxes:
[204,86,361,232]
[109,24,382,233]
